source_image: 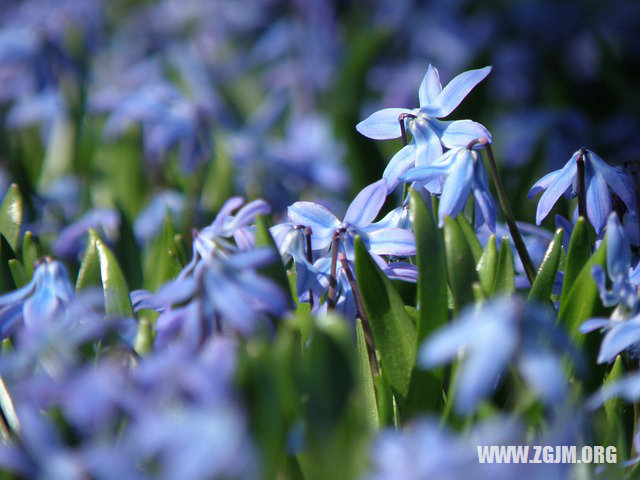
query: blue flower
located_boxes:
[286,179,415,259]
[529,149,636,233]
[134,190,186,243]
[420,296,570,414]
[581,316,640,364]
[356,64,492,191]
[401,147,496,231]
[0,259,74,340]
[52,208,120,260]
[591,212,638,309]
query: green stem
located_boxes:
[473,138,537,284]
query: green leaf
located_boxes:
[456,214,483,263]
[114,206,143,290]
[76,232,101,290]
[354,236,416,401]
[558,236,607,338]
[0,236,17,294]
[528,228,564,303]
[476,235,497,297]
[493,236,515,294]
[355,319,379,429]
[0,184,23,252]
[560,217,590,307]
[144,213,178,290]
[8,259,30,288]
[254,215,294,308]
[443,216,478,311]
[200,133,234,212]
[409,190,448,344]
[21,231,38,274]
[78,230,133,317]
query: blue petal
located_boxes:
[223,199,270,235]
[437,151,474,226]
[432,119,492,149]
[535,155,578,225]
[0,304,23,340]
[586,171,611,234]
[579,317,612,334]
[429,66,492,118]
[210,196,244,233]
[518,351,566,403]
[605,212,630,284]
[343,180,388,228]
[411,118,442,167]
[367,228,416,257]
[598,317,640,363]
[473,161,496,232]
[589,151,636,216]
[355,108,413,140]
[529,170,560,199]
[23,288,60,330]
[418,64,442,107]
[287,202,340,249]
[400,164,449,183]
[383,144,416,192]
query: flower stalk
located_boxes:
[472,137,537,284]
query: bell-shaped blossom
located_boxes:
[420,296,571,414]
[0,259,74,340]
[529,148,635,233]
[356,64,492,191]
[591,212,639,309]
[402,147,496,231]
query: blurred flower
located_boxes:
[420,296,571,414]
[402,147,496,231]
[0,258,74,341]
[529,148,635,233]
[134,190,186,243]
[356,64,492,191]
[52,208,119,259]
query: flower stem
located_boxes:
[576,148,588,220]
[338,252,379,377]
[474,138,537,284]
[304,226,314,310]
[327,229,344,310]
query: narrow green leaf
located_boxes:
[560,217,590,307]
[254,215,294,308]
[8,259,30,288]
[22,231,38,274]
[200,133,233,212]
[92,230,133,317]
[602,357,629,455]
[355,319,379,429]
[528,228,564,303]
[0,184,23,252]
[144,213,178,290]
[409,190,448,344]
[443,217,478,311]
[476,235,497,297]
[558,237,607,338]
[76,233,100,290]
[114,207,143,290]
[456,214,483,263]
[354,236,416,401]
[493,236,515,294]
[0,236,17,294]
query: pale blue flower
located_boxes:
[420,296,570,414]
[401,147,496,230]
[356,64,492,191]
[529,149,636,233]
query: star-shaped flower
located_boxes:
[356,64,493,191]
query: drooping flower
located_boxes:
[591,212,639,309]
[0,258,74,340]
[401,147,496,231]
[529,148,635,233]
[420,296,571,414]
[356,64,492,191]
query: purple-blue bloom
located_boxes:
[529,149,636,233]
[0,258,74,340]
[401,147,496,231]
[420,296,569,414]
[52,208,120,260]
[356,64,492,191]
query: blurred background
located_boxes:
[1,0,640,241]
